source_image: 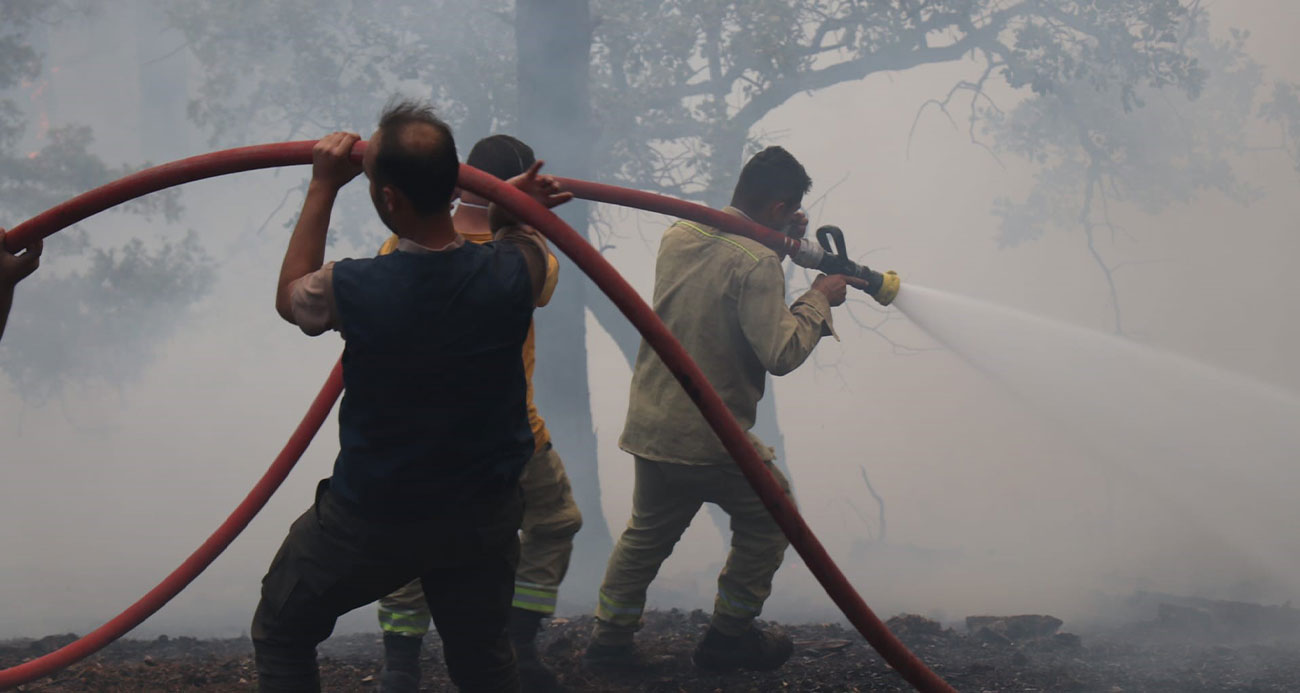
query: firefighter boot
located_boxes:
[583,634,674,673]
[508,607,564,693]
[379,632,422,693]
[692,623,794,672]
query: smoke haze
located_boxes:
[2,0,1299,640]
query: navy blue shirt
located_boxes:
[328,240,537,518]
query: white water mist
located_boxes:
[892,284,1300,601]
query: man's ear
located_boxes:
[382,186,398,214]
[760,199,789,228]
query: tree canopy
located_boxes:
[166,1,1297,332]
[0,0,213,401]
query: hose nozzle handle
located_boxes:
[816,225,849,261]
[802,225,899,306]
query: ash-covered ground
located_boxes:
[5,595,1300,691]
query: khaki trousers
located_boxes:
[593,455,793,644]
[378,444,582,637]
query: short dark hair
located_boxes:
[373,99,459,216]
[730,146,812,211]
[467,134,536,181]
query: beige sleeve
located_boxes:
[736,257,834,376]
[288,262,338,336]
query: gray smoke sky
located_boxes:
[2,0,1298,638]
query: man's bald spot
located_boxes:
[383,119,450,161]
[371,100,459,215]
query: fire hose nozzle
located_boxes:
[793,226,901,307]
[873,270,900,306]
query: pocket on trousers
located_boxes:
[264,506,347,617]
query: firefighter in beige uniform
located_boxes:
[375,135,582,693]
[585,146,861,673]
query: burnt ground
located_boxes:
[5,599,1300,692]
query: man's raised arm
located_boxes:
[275,132,362,325]
[489,160,571,303]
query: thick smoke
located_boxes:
[2,1,1299,641]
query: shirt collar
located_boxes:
[722,205,753,222]
[395,235,466,254]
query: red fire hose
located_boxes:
[556,177,804,257]
[0,359,343,691]
[1,142,954,693]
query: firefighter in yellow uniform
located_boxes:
[375,135,582,693]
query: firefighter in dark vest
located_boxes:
[375,134,583,693]
[251,99,571,693]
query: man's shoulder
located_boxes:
[462,230,495,246]
[335,243,491,278]
[664,220,778,264]
[332,255,369,271]
[336,250,411,272]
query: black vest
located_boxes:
[329,242,535,518]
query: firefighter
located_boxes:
[0,228,43,342]
[585,146,862,672]
[252,100,570,692]
[374,135,582,693]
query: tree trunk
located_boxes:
[514,0,612,604]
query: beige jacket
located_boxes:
[619,208,834,465]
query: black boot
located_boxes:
[583,634,673,673]
[692,624,794,672]
[508,607,564,693]
[583,640,665,672]
[379,632,422,693]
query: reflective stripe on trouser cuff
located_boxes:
[378,608,431,636]
[595,590,644,627]
[512,581,559,615]
[714,588,763,619]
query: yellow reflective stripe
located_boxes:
[512,597,557,614]
[515,580,553,590]
[510,581,560,613]
[378,609,431,636]
[715,588,763,616]
[596,591,644,625]
[514,586,558,600]
[513,583,559,613]
[595,608,641,625]
[598,591,643,611]
[382,611,428,622]
[379,621,431,631]
[677,221,760,263]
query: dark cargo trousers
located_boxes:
[251,480,523,693]
[378,443,583,636]
[593,456,793,644]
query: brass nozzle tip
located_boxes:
[873,270,900,306]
